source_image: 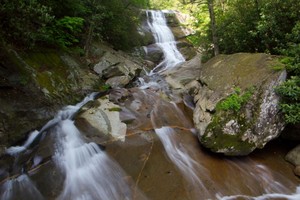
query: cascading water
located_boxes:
[1,92,137,200]
[1,9,300,200]
[146,10,185,74]
[142,9,300,200]
[54,119,133,200]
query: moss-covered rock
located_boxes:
[0,44,114,153]
[193,53,286,155]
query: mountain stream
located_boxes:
[0,10,299,200]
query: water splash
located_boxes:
[2,92,138,200]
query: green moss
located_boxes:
[203,86,261,155]
[203,114,256,155]
[216,87,254,112]
[108,107,122,112]
[20,50,80,101]
[201,132,255,156]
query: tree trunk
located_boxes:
[84,24,94,58]
[208,0,219,56]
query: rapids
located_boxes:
[0,9,299,200]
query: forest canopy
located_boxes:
[0,0,149,50]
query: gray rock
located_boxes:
[176,40,197,61]
[106,76,131,88]
[144,44,164,64]
[163,53,287,155]
[286,145,300,166]
[77,97,127,142]
[93,51,143,84]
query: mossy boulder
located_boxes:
[193,53,286,155]
[0,45,108,153]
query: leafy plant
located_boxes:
[279,103,300,124]
[276,44,300,124]
[217,87,254,112]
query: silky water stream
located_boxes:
[1,10,300,200]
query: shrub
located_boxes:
[276,44,300,124]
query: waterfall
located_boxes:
[1,92,136,200]
[146,10,185,74]
[54,120,132,200]
[1,9,300,200]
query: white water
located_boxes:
[54,119,132,200]
[0,174,44,200]
[144,11,300,199]
[2,92,137,200]
[155,127,212,198]
[146,10,185,74]
[5,93,99,156]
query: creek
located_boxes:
[0,10,300,200]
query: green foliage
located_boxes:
[276,76,300,101]
[279,103,300,124]
[276,44,300,124]
[217,87,254,112]
[1,0,149,51]
[213,0,300,55]
[54,17,84,48]
[0,0,54,47]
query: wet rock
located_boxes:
[106,76,131,88]
[77,97,127,141]
[193,53,286,155]
[162,54,201,94]
[144,44,164,64]
[0,42,140,150]
[93,51,143,85]
[176,40,197,61]
[286,145,300,166]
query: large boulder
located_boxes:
[194,53,286,155]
